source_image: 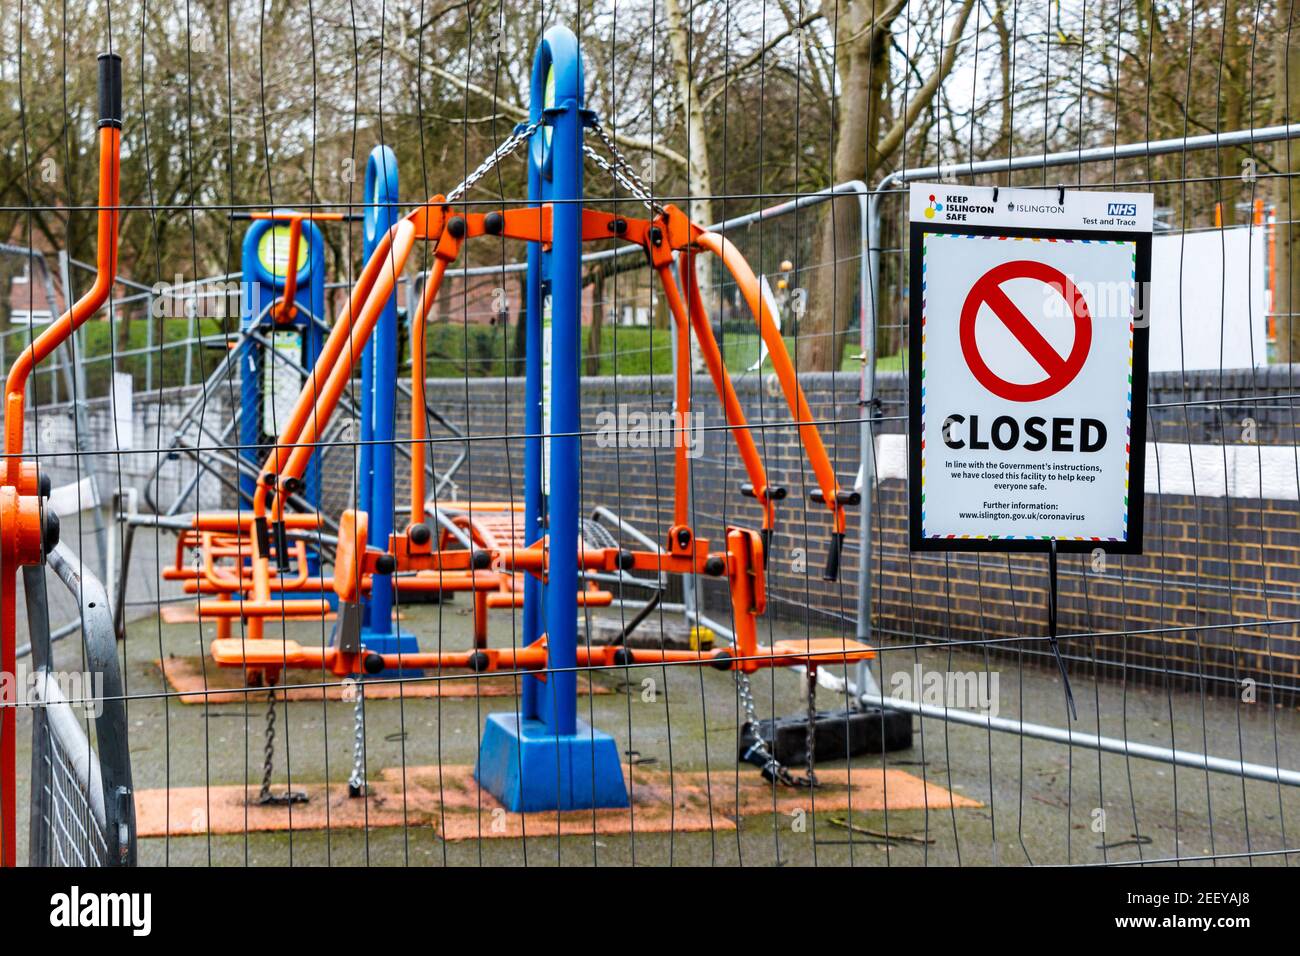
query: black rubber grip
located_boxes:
[254,516,270,558]
[98,53,123,128]
[273,521,290,572]
[823,532,845,582]
[810,488,861,506]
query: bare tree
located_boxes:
[1276,0,1300,361]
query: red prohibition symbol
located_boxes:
[959,259,1092,402]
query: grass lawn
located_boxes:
[876,348,907,372]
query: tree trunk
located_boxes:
[663,0,714,231]
[804,8,889,371]
[664,0,715,366]
[993,0,1013,155]
[1277,2,1300,362]
[1217,0,1246,228]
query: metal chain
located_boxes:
[347,680,366,797]
[737,670,816,788]
[445,119,542,205]
[584,118,666,216]
[443,115,660,217]
[257,677,307,806]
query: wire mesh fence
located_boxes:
[24,547,135,866]
[2,0,1300,873]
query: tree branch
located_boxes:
[873,0,978,174]
[697,11,825,92]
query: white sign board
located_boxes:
[908,183,1153,553]
[1148,226,1267,372]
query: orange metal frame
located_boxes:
[213,509,874,680]
[205,186,863,680]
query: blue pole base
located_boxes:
[474,712,629,812]
[358,627,423,679]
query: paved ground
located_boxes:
[16,594,1300,866]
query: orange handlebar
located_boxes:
[253,223,398,511]
[4,123,121,484]
[678,249,777,529]
[406,207,467,527]
[248,212,348,221]
[409,256,451,527]
[2,50,123,870]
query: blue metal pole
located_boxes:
[302,224,326,513]
[359,351,374,600]
[362,147,400,638]
[521,213,543,722]
[238,326,261,505]
[536,28,583,738]
[239,215,326,511]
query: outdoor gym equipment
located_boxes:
[206,26,870,811]
[180,152,410,639]
[0,53,123,866]
[171,210,346,642]
[236,208,332,513]
[157,151,433,658]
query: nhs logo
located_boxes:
[1107,202,1137,216]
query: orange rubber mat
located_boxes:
[160,606,201,624]
[134,763,981,840]
[154,656,611,705]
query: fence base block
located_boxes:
[740,705,913,765]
